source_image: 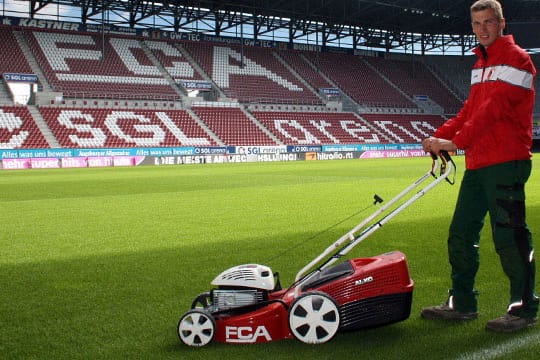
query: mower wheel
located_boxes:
[288,291,340,344]
[191,291,212,309]
[177,309,215,347]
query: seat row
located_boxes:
[0,26,472,111]
[0,105,448,149]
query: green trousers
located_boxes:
[447,160,538,318]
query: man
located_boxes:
[421,0,538,332]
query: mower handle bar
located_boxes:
[293,151,456,296]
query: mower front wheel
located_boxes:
[177,309,216,347]
[288,291,340,344]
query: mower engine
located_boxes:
[209,264,276,311]
[211,289,266,311]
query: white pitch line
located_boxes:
[456,330,540,360]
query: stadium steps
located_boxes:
[27,105,60,148]
[423,56,471,102]
[241,106,284,146]
[0,78,13,105]
[299,52,360,112]
[140,40,187,100]
[272,51,325,104]
[422,62,465,113]
[361,58,417,111]
[175,44,227,100]
[184,108,225,146]
[299,53,335,86]
[14,31,53,93]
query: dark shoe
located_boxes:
[486,314,537,333]
[421,303,478,320]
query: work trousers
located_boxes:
[447,160,538,318]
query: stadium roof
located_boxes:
[155,0,540,36]
[6,0,540,53]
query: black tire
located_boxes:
[190,291,212,309]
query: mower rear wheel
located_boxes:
[288,292,340,344]
[191,291,212,309]
[177,309,215,347]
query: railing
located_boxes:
[58,90,181,102]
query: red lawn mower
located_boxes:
[177,152,455,346]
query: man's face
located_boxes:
[471,8,505,48]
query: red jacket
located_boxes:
[434,35,536,170]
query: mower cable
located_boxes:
[264,194,384,265]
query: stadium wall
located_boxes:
[0,16,536,168]
[0,144,432,170]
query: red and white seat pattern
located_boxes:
[39,107,217,148]
[145,40,205,83]
[0,106,49,149]
[360,113,446,143]
[26,31,180,98]
[276,49,335,93]
[183,42,322,104]
[252,111,383,145]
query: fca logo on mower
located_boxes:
[225,326,272,343]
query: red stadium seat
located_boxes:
[192,106,278,146]
[0,106,49,149]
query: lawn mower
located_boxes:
[177,152,456,346]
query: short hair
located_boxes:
[470,0,504,20]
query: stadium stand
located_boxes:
[25,30,180,100]
[422,55,475,102]
[192,105,277,146]
[532,54,540,115]
[38,107,218,148]
[145,40,206,83]
[182,41,323,105]
[6,24,538,153]
[253,110,387,145]
[359,113,447,144]
[0,105,49,149]
[0,27,34,75]
[275,49,336,95]
[365,57,464,115]
[0,81,10,105]
[301,51,415,109]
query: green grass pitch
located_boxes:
[1,156,539,359]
